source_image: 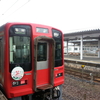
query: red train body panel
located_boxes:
[0,22,64,100]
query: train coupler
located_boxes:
[52,86,60,99]
[43,89,53,100]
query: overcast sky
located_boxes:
[0,0,100,33]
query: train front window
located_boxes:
[9,25,31,72]
[52,29,63,67]
[55,42,62,60]
[10,36,30,63]
[9,36,31,72]
[37,43,47,61]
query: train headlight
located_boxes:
[14,28,26,34]
[54,32,60,37]
[56,73,63,78]
[52,29,62,38]
[11,66,24,80]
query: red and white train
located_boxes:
[0,22,64,100]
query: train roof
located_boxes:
[0,22,62,32]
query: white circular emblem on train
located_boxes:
[11,67,24,80]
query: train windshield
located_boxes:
[10,36,30,63]
[52,29,63,67]
[9,25,31,72]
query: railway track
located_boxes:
[65,66,100,83]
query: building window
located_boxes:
[74,48,77,50]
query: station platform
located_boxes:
[64,55,100,67]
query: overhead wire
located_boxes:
[2,0,19,15]
[9,0,30,15]
[0,0,30,19]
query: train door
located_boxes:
[37,42,49,86]
[34,36,55,91]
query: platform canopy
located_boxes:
[64,29,100,41]
[64,29,100,60]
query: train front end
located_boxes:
[2,23,64,100]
